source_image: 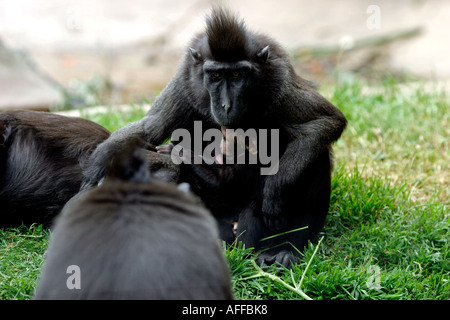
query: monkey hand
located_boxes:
[155,142,174,155]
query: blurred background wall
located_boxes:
[0,0,449,110]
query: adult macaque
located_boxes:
[82,7,347,267]
[35,145,233,299]
[0,110,110,227]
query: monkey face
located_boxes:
[203,60,253,127]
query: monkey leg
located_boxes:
[236,150,332,268]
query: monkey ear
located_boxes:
[256,45,269,63]
[189,48,203,62]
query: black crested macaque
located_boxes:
[82,7,347,268]
[0,110,110,227]
[34,145,234,300]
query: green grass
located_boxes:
[329,78,449,204]
[228,164,448,300]
[0,78,448,299]
[0,225,49,299]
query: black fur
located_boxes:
[206,7,248,62]
[35,146,233,300]
[82,7,347,268]
[0,110,110,227]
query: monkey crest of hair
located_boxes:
[206,7,249,62]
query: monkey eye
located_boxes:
[212,72,221,78]
[232,71,240,78]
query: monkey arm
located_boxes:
[81,114,179,189]
[261,99,347,230]
[81,83,196,189]
[80,118,150,189]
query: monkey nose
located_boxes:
[223,104,231,112]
